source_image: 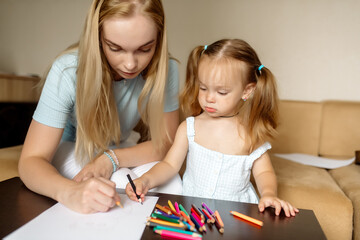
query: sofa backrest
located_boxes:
[319,101,360,159]
[270,100,322,155]
[271,100,360,159]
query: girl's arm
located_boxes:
[73,110,179,181]
[252,152,299,217]
[125,120,188,202]
[18,120,120,213]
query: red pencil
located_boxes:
[201,208,215,223]
[191,208,204,223]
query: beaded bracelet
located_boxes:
[109,149,120,168]
[104,151,117,173]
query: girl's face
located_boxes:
[197,56,254,117]
[101,14,158,80]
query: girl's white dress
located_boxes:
[182,116,271,203]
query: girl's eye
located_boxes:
[218,91,228,95]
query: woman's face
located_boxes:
[101,14,158,80]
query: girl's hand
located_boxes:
[125,177,149,203]
[258,196,299,217]
[62,177,121,214]
[73,154,113,182]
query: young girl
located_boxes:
[126,39,299,217]
[18,0,182,214]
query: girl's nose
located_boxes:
[124,53,137,71]
[206,92,215,103]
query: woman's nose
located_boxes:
[124,53,137,71]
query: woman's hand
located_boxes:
[258,195,299,217]
[125,177,149,203]
[62,177,121,214]
[73,153,114,182]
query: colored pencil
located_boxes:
[182,220,196,232]
[154,229,202,240]
[191,208,204,223]
[115,200,123,208]
[147,217,185,228]
[154,209,182,220]
[191,204,205,222]
[151,212,180,224]
[179,204,190,216]
[191,212,204,227]
[168,200,176,212]
[180,210,195,227]
[190,213,203,232]
[126,174,143,204]
[146,221,186,230]
[175,202,181,215]
[214,210,224,227]
[213,214,224,234]
[155,204,172,215]
[164,206,181,217]
[230,211,263,227]
[201,208,215,224]
[153,226,202,237]
[201,202,214,215]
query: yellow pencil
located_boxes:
[147,217,185,228]
[116,201,123,208]
[168,200,176,212]
[230,211,263,227]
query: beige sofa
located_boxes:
[1,100,359,240]
[269,100,360,240]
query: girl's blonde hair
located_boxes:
[42,0,169,165]
[180,39,279,151]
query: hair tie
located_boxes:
[204,45,208,50]
[258,65,264,71]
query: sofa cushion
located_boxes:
[319,101,360,158]
[270,100,322,155]
[329,164,360,240]
[271,155,353,240]
[0,145,22,181]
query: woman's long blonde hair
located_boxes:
[42,0,169,165]
[180,39,279,151]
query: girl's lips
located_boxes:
[205,107,216,113]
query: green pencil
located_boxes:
[179,204,189,216]
[151,213,180,224]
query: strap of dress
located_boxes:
[186,116,195,142]
[249,142,272,161]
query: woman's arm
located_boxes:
[18,120,120,213]
[125,120,188,202]
[252,152,298,217]
[74,110,180,181]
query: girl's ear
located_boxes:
[242,82,256,99]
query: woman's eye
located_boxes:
[109,46,121,52]
[139,48,151,53]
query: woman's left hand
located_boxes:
[258,196,299,217]
[73,154,114,182]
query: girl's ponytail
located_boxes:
[247,66,279,150]
[180,46,205,117]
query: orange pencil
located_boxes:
[214,210,224,227]
[156,204,172,215]
[230,211,263,227]
[180,210,195,227]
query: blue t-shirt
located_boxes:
[33,52,179,142]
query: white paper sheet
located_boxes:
[274,153,355,169]
[4,194,158,240]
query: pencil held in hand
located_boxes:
[126,174,143,204]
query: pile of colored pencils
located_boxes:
[146,201,225,239]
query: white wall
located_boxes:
[1,0,359,101]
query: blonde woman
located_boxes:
[18,0,181,214]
